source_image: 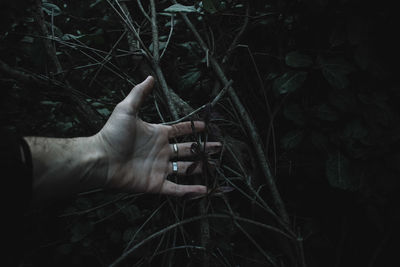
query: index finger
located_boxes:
[166,121,205,138]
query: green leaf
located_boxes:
[42,3,62,16]
[90,0,103,8]
[285,51,313,68]
[177,41,198,51]
[319,57,355,89]
[202,0,218,13]
[266,72,278,80]
[326,151,358,191]
[91,102,103,107]
[179,69,201,90]
[40,100,60,106]
[273,71,307,94]
[62,33,84,41]
[281,130,304,150]
[97,108,111,117]
[164,4,197,13]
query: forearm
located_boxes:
[24,135,107,204]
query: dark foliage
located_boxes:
[1,0,399,266]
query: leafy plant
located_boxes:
[1,0,398,266]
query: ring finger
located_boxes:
[168,161,202,176]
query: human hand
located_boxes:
[94,76,221,197]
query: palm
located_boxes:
[95,76,221,196]
[100,111,171,193]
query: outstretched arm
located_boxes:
[24,135,107,203]
[25,76,221,204]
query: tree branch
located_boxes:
[149,0,179,120]
[173,1,289,224]
[163,80,233,125]
[32,0,62,74]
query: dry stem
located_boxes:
[173,2,289,224]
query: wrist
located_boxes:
[25,135,109,203]
[87,133,109,189]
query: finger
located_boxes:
[169,142,222,158]
[168,161,202,175]
[123,76,155,112]
[160,180,207,197]
[167,121,205,138]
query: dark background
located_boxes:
[1,0,399,266]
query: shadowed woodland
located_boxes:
[0,0,399,266]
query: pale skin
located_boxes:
[24,76,221,204]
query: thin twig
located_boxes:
[110,2,193,116]
[149,0,159,63]
[160,15,174,59]
[172,0,289,224]
[222,3,250,64]
[110,213,292,267]
[124,201,167,252]
[235,215,278,267]
[153,66,179,119]
[224,198,278,266]
[237,44,277,176]
[107,0,152,58]
[32,0,62,74]
[163,80,233,125]
[148,0,179,119]
[136,0,152,23]
[89,31,127,87]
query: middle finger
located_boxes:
[169,142,222,159]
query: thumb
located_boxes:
[123,76,155,112]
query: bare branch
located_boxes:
[32,0,62,73]
[160,15,174,59]
[163,80,233,125]
[149,0,160,63]
[136,0,152,23]
[172,0,289,224]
